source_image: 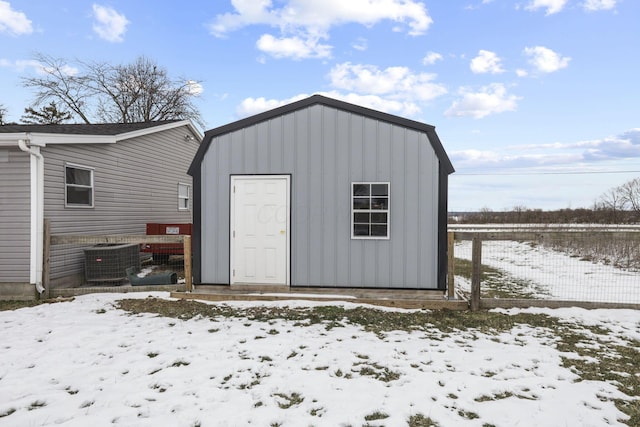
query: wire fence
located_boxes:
[449,226,640,309]
[45,233,191,298]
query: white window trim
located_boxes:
[351,181,390,240]
[178,182,191,211]
[65,163,94,208]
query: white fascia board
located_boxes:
[114,120,203,142]
[0,133,114,146]
[34,134,115,145]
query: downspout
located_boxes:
[17,137,45,295]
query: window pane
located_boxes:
[371,224,388,237]
[354,213,370,223]
[67,187,92,205]
[371,183,388,196]
[371,212,387,223]
[66,167,91,186]
[371,198,388,210]
[353,198,370,209]
[353,184,370,196]
[354,224,370,236]
[178,184,189,198]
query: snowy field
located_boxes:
[454,240,640,304]
[1,292,639,426]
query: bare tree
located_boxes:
[597,186,625,223]
[619,178,640,217]
[0,104,7,125]
[21,101,72,124]
[22,53,203,126]
[22,53,94,123]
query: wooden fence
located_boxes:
[448,226,640,310]
[43,222,192,298]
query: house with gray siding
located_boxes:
[189,95,454,290]
[0,120,201,299]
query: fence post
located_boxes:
[183,235,192,292]
[42,219,51,300]
[447,231,455,299]
[470,235,482,311]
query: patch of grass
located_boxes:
[259,356,273,363]
[0,408,16,418]
[171,359,190,367]
[267,329,279,335]
[475,391,513,402]
[354,362,400,382]
[95,308,107,314]
[0,300,41,312]
[364,411,389,421]
[407,413,439,427]
[273,392,304,409]
[79,400,94,408]
[27,400,46,411]
[146,352,159,358]
[458,409,479,420]
[65,386,79,395]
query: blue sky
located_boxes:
[1,0,639,212]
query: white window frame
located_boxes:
[351,182,390,240]
[178,182,191,211]
[65,163,94,208]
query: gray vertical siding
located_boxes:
[200,104,441,289]
[0,148,31,282]
[43,126,199,282]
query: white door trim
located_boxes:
[230,175,291,285]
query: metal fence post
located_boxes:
[471,235,482,311]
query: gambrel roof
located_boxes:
[189,94,454,176]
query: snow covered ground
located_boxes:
[455,240,640,303]
[1,292,638,426]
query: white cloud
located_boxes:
[210,0,432,59]
[0,58,78,76]
[525,0,568,15]
[445,83,520,119]
[92,4,129,42]
[0,1,32,36]
[470,50,504,74]
[236,91,423,118]
[451,128,640,174]
[236,93,312,117]
[582,0,616,11]
[516,69,528,77]
[256,34,332,59]
[524,46,570,73]
[422,51,443,65]
[186,80,203,96]
[328,62,447,102]
[351,37,368,51]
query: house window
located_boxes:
[178,183,190,210]
[352,182,389,239]
[65,164,94,208]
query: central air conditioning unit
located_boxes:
[84,243,140,283]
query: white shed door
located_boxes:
[231,175,290,285]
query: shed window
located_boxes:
[65,164,94,208]
[352,182,389,239]
[178,183,190,211]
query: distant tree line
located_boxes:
[451,177,640,224]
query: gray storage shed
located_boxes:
[189,95,454,290]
